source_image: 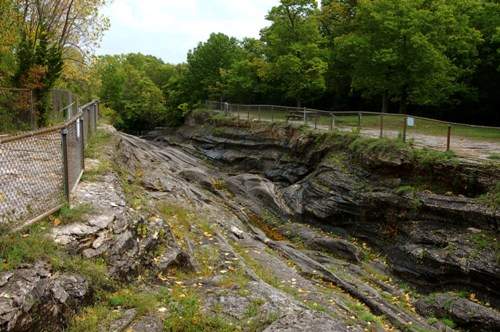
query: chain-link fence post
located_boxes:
[380,114,384,138]
[446,125,452,151]
[402,116,408,142]
[61,128,70,203]
[79,117,85,170]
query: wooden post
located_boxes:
[61,128,70,203]
[271,106,274,122]
[314,113,318,129]
[379,114,384,138]
[446,125,452,151]
[247,107,250,122]
[358,112,362,128]
[304,107,307,125]
[402,116,408,142]
[330,115,335,131]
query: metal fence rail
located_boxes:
[206,101,500,155]
[0,100,99,226]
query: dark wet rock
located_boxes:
[225,174,291,214]
[119,125,500,331]
[386,221,499,298]
[415,293,500,332]
[0,262,90,332]
[279,223,361,262]
[263,310,350,332]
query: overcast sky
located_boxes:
[97,0,280,64]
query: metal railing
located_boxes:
[206,101,500,155]
[0,100,99,227]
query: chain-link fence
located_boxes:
[0,100,99,226]
[0,88,81,136]
[0,88,34,134]
[206,101,500,160]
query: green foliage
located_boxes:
[184,33,245,102]
[262,0,327,105]
[441,318,456,329]
[333,0,483,112]
[96,54,190,132]
[14,30,64,126]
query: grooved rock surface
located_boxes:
[416,293,500,332]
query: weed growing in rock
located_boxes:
[57,203,94,225]
[476,182,500,210]
[85,129,113,159]
[163,291,236,332]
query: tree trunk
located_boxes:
[399,88,408,114]
[381,91,388,113]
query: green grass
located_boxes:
[57,203,93,224]
[476,182,500,210]
[163,291,236,332]
[221,108,500,143]
[0,218,115,294]
[441,318,456,329]
[85,129,113,159]
[487,153,500,160]
[0,221,60,271]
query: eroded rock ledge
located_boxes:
[148,113,499,307]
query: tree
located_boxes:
[117,65,166,132]
[333,0,482,113]
[184,33,244,103]
[261,0,327,106]
[14,0,109,125]
[222,38,271,103]
[0,0,18,84]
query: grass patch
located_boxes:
[349,136,410,159]
[68,304,121,332]
[56,203,93,225]
[69,287,168,332]
[441,318,456,329]
[0,219,115,289]
[164,291,236,332]
[85,129,113,159]
[0,221,59,271]
[487,153,500,160]
[347,301,385,328]
[81,159,112,181]
[476,182,500,210]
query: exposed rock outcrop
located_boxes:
[416,293,500,332]
[0,262,90,332]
